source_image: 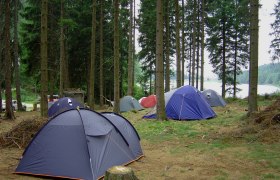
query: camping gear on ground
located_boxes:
[202,89,226,107]
[140,95,157,108]
[120,96,143,112]
[15,108,143,180]
[48,97,84,117]
[143,85,216,120]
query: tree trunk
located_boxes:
[164,0,170,92]
[48,6,56,101]
[0,1,4,94]
[181,0,185,86]
[234,30,238,98]
[113,0,120,114]
[99,0,104,108]
[4,0,15,119]
[222,17,226,98]
[156,0,166,121]
[191,0,197,86]
[195,8,200,89]
[40,0,48,117]
[14,0,24,111]
[189,38,192,85]
[89,0,97,109]
[175,0,181,88]
[200,0,205,91]
[59,0,65,98]
[132,0,136,92]
[248,0,259,115]
[127,0,134,96]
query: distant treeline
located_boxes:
[237,63,280,86]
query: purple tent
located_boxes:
[48,97,84,117]
[15,109,143,180]
[144,85,216,120]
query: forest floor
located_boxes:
[0,98,280,180]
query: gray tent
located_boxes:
[120,96,143,112]
[15,109,143,180]
[202,89,226,107]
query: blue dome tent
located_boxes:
[202,89,226,107]
[15,109,143,180]
[48,97,84,117]
[144,85,216,120]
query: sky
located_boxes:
[134,0,278,79]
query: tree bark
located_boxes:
[4,0,15,119]
[89,0,97,109]
[181,0,185,86]
[191,0,197,86]
[195,7,200,89]
[59,0,65,98]
[200,0,205,91]
[222,15,226,98]
[99,0,104,108]
[40,0,48,117]
[156,0,166,121]
[14,0,24,111]
[164,0,170,92]
[248,0,259,115]
[113,0,120,114]
[175,0,181,88]
[127,0,134,96]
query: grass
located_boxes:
[1,94,279,179]
[121,97,280,178]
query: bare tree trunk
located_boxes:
[113,0,120,113]
[175,0,181,88]
[156,0,166,121]
[59,0,65,97]
[99,0,104,108]
[89,0,97,109]
[127,0,134,96]
[222,17,226,98]
[64,34,70,88]
[189,38,192,85]
[4,0,15,119]
[0,1,4,112]
[181,0,185,85]
[40,0,48,117]
[234,30,238,98]
[14,0,24,111]
[0,1,4,97]
[191,0,196,86]
[164,0,170,92]
[149,66,152,94]
[132,0,135,90]
[48,6,56,101]
[248,0,259,115]
[200,0,205,91]
[195,9,200,89]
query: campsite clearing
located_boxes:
[0,98,280,179]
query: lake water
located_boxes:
[171,80,280,98]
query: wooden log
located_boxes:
[104,166,138,180]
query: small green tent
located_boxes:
[120,96,143,112]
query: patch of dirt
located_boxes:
[209,98,280,144]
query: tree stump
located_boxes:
[104,166,138,180]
